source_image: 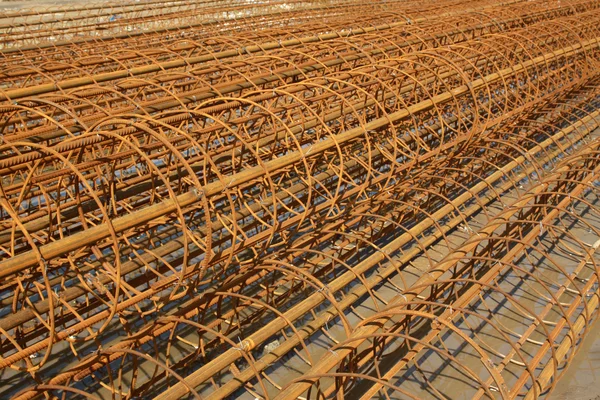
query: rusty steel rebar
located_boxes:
[2,0,600,399]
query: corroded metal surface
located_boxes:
[2,0,600,399]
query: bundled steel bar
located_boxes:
[2,1,600,399]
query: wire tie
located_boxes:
[235,336,245,351]
[317,284,330,294]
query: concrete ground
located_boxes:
[550,317,600,400]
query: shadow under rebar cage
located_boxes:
[2,0,600,399]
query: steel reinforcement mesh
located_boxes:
[2,0,600,399]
